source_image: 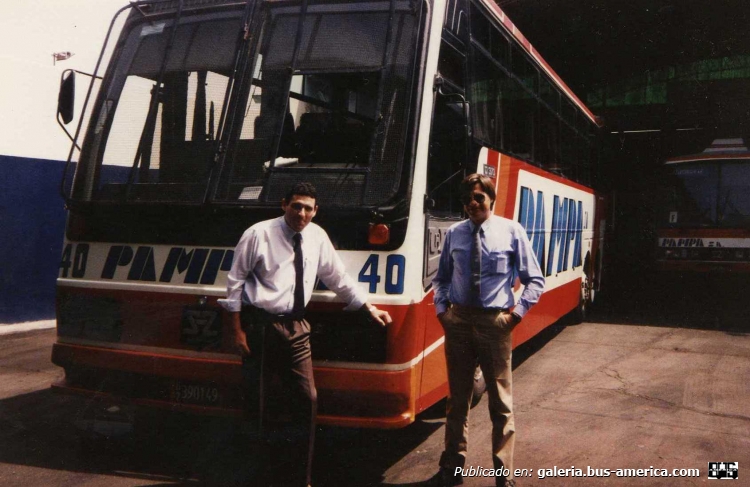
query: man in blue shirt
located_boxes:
[433,173,545,487]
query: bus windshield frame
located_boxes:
[660,158,750,228]
[70,0,424,210]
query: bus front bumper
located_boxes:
[51,340,416,429]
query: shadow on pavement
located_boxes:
[0,386,442,486]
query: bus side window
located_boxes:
[427,41,467,215]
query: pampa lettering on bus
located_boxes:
[60,243,234,285]
[517,186,583,277]
[660,238,706,248]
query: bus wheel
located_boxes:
[573,252,594,324]
[471,365,486,407]
[573,275,592,324]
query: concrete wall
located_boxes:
[1,156,67,322]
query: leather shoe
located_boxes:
[432,451,464,486]
[428,466,463,486]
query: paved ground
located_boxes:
[0,316,747,486]
[382,322,750,486]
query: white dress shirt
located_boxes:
[219,216,367,314]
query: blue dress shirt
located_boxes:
[433,215,545,317]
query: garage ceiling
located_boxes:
[500,0,750,134]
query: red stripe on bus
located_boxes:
[659,228,750,238]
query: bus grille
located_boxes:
[57,294,123,342]
[307,310,387,363]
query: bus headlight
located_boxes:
[368,223,391,245]
[57,294,123,342]
[663,248,687,260]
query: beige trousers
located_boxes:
[441,304,515,475]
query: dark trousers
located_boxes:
[241,307,317,487]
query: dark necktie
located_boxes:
[471,224,482,305]
[292,233,305,318]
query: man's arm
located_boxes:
[359,302,392,327]
[510,223,545,319]
[219,228,258,313]
[218,228,258,356]
[317,232,392,326]
[432,229,454,319]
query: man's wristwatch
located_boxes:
[510,312,522,325]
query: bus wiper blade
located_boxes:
[265,0,309,180]
[125,0,185,200]
[428,169,463,198]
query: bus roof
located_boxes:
[481,0,602,128]
[665,138,750,164]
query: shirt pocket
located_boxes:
[486,250,512,275]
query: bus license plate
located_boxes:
[171,381,221,406]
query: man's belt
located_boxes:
[243,305,305,322]
[451,303,508,314]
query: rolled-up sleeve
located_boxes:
[512,223,545,317]
[432,229,454,315]
[217,228,257,313]
[316,231,367,310]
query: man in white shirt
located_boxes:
[219,182,391,487]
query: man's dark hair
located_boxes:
[285,182,318,202]
[460,173,496,202]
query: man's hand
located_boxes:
[230,312,251,356]
[233,328,251,356]
[437,310,448,325]
[501,311,521,329]
[362,303,392,327]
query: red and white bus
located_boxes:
[657,138,750,273]
[52,0,607,429]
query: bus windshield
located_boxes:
[73,0,421,208]
[660,160,750,227]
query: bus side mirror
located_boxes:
[424,195,436,211]
[463,102,472,139]
[434,75,472,139]
[58,70,76,125]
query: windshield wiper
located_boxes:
[205,0,261,202]
[263,0,309,187]
[428,169,463,198]
[365,0,398,181]
[125,0,186,201]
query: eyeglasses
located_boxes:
[460,193,487,205]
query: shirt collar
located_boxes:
[467,217,491,233]
[278,215,307,241]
